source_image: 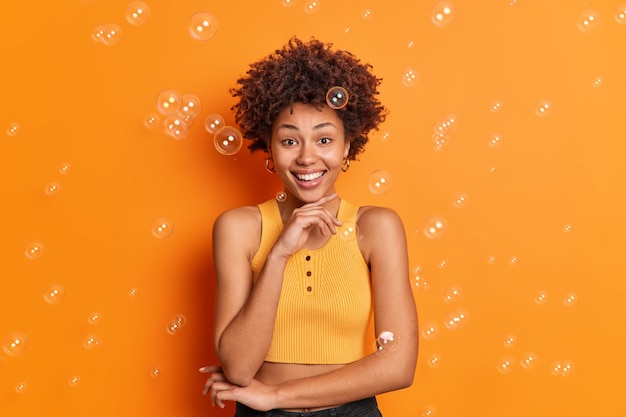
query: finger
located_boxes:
[199,365,222,373]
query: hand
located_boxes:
[211,378,278,412]
[275,194,342,257]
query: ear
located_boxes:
[343,140,351,158]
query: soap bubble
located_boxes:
[304,0,321,15]
[508,256,519,266]
[25,241,44,260]
[577,9,601,33]
[282,0,298,7]
[490,100,503,112]
[43,284,65,304]
[125,1,150,26]
[374,331,398,353]
[128,287,138,297]
[91,25,106,43]
[379,130,392,142]
[452,193,468,208]
[178,94,202,123]
[275,191,287,202]
[204,114,225,134]
[59,163,71,175]
[188,12,218,41]
[422,406,437,417]
[426,354,441,369]
[535,99,553,117]
[143,112,161,129]
[172,314,186,327]
[166,319,181,335]
[432,114,457,151]
[68,376,81,387]
[551,359,575,377]
[592,76,604,87]
[6,122,22,137]
[423,216,448,239]
[156,90,182,115]
[367,170,393,195]
[431,1,455,27]
[163,115,188,140]
[2,332,28,356]
[15,382,28,393]
[214,126,243,155]
[488,133,503,148]
[45,182,61,196]
[534,290,549,305]
[563,224,573,233]
[326,86,349,109]
[413,274,431,291]
[520,351,539,370]
[101,24,123,46]
[421,321,440,341]
[503,333,517,348]
[83,334,102,349]
[338,221,359,241]
[87,312,102,325]
[361,9,373,19]
[443,286,462,303]
[497,355,515,374]
[444,308,469,330]
[563,292,578,307]
[151,217,173,239]
[150,367,161,378]
[615,5,626,24]
[401,67,419,88]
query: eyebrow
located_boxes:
[276,122,337,131]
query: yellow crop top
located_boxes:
[250,198,373,364]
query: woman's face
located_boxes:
[270,102,349,205]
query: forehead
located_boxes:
[274,102,342,127]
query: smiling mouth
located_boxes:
[293,171,326,182]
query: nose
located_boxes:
[296,142,317,165]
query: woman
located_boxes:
[201,37,418,416]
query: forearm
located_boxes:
[217,251,288,385]
[274,346,417,409]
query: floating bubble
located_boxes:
[361,9,373,19]
[535,99,553,117]
[6,122,22,137]
[45,182,61,197]
[179,94,202,123]
[422,406,437,417]
[338,221,359,241]
[83,335,102,349]
[281,0,298,7]
[497,355,515,375]
[128,287,138,297]
[563,292,578,307]
[452,193,468,208]
[534,290,549,305]
[520,351,538,370]
[379,130,391,142]
[421,321,440,341]
[68,376,81,387]
[143,112,161,129]
[303,0,321,15]
[156,90,182,115]
[204,114,225,134]
[592,76,604,87]
[214,126,243,155]
[431,1,455,27]
[503,333,517,348]
[2,332,28,356]
[163,115,188,140]
[488,133,503,148]
[423,216,448,239]
[374,331,398,353]
[577,9,601,33]
[15,382,28,393]
[563,224,573,233]
[59,163,71,175]
[25,242,44,260]
[443,286,462,303]
[444,308,469,330]
[87,312,102,325]
[172,314,186,327]
[101,24,123,46]
[325,86,349,109]
[275,191,287,202]
[432,114,457,151]
[150,367,161,378]
[151,217,173,239]
[426,354,441,369]
[616,5,626,24]
[490,100,503,112]
[437,260,447,269]
[550,359,574,377]
[166,320,181,335]
[412,265,422,274]
[401,67,420,88]
[125,1,150,26]
[367,170,393,195]
[188,11,218,41]
[508,256,519,266]
[43,284,65,304]
[487,256,496,265]
[91,25,106,43]
[413,274,431,291]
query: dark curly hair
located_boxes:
[230,37,387,160]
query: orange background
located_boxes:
[1,1,625,416]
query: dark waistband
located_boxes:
[235,396,378,417]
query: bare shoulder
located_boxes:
[357,205,405,233]
[213,205,262,261]
[356,205,407,263]
[214,205,261,231]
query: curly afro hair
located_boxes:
[230,37,387,161]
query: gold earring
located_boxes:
[265,157,276,173]
[342,157,350,172]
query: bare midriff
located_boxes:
[255,361,346,412]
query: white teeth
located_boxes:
[295,172,324,181]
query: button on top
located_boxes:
[306,271,312,277]
[306,286,312,292]
[305,255,311,261]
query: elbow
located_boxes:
[223,368,254,387]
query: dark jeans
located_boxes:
[234,397,382,417]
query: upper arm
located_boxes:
[212,206,260,352]
[359,207,418,358]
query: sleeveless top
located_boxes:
[250,198,372,364]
